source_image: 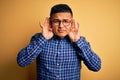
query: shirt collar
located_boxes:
[52,35,69,41]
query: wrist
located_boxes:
[71,36,80,42]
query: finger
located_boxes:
[75,21,79,30]
[72,20,80,32]
[39,21,43,28]
[46,17,49,24]
[49,27,52,31]
[72,19,79,29]
[45,17,52,28]
[76,22,80,35]
[44,17,48,27]
[64,25,71,33]
[75,21,78,29]
[69,19,76,32]
[77,22,80,33]
[46,17,53,31]
[71,19,75,29]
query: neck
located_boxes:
[54,35,68,39]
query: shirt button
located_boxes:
[56,75,59,78]
[58,52,60,54]
[57,63,59,66]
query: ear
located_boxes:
[49,17,52,28]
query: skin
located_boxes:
[40,12,80,42]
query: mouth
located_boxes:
[58,30,66,33]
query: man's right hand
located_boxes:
[39,17,54,40]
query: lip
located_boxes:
[58,30,66,33]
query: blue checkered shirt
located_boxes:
[17,33,101,80]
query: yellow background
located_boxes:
[0,0,120,80]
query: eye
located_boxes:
[52,19,60,23]
[63,20,69,23]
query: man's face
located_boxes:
[51,12,72,38]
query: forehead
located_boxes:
[51,12,72,19]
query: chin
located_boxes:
[57,33,67,38]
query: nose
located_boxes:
[59,21,64,28]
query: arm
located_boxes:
[17,18,53,67]
[73,36,101,71]
[67,19,101,71]
[17,33,47,67]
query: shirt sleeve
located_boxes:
[17,33,47,67]
[73,36,101,71]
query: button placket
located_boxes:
[55,40,63,79]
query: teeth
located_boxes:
[59,30,64,32]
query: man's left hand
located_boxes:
[66,19,80,42]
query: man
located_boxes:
[17,4,101,80]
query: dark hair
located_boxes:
[50,4,73,18]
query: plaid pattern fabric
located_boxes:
[17,33,101,80]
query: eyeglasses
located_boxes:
[51,19,71,26]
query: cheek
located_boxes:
[65,25,71,30]
[52,26,58,33]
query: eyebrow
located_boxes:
[52,19,71,20]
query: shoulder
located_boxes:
[30,33,42,41]
[32,33,42,38]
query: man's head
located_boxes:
[50,4,73,18]
[50,4,73,38]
